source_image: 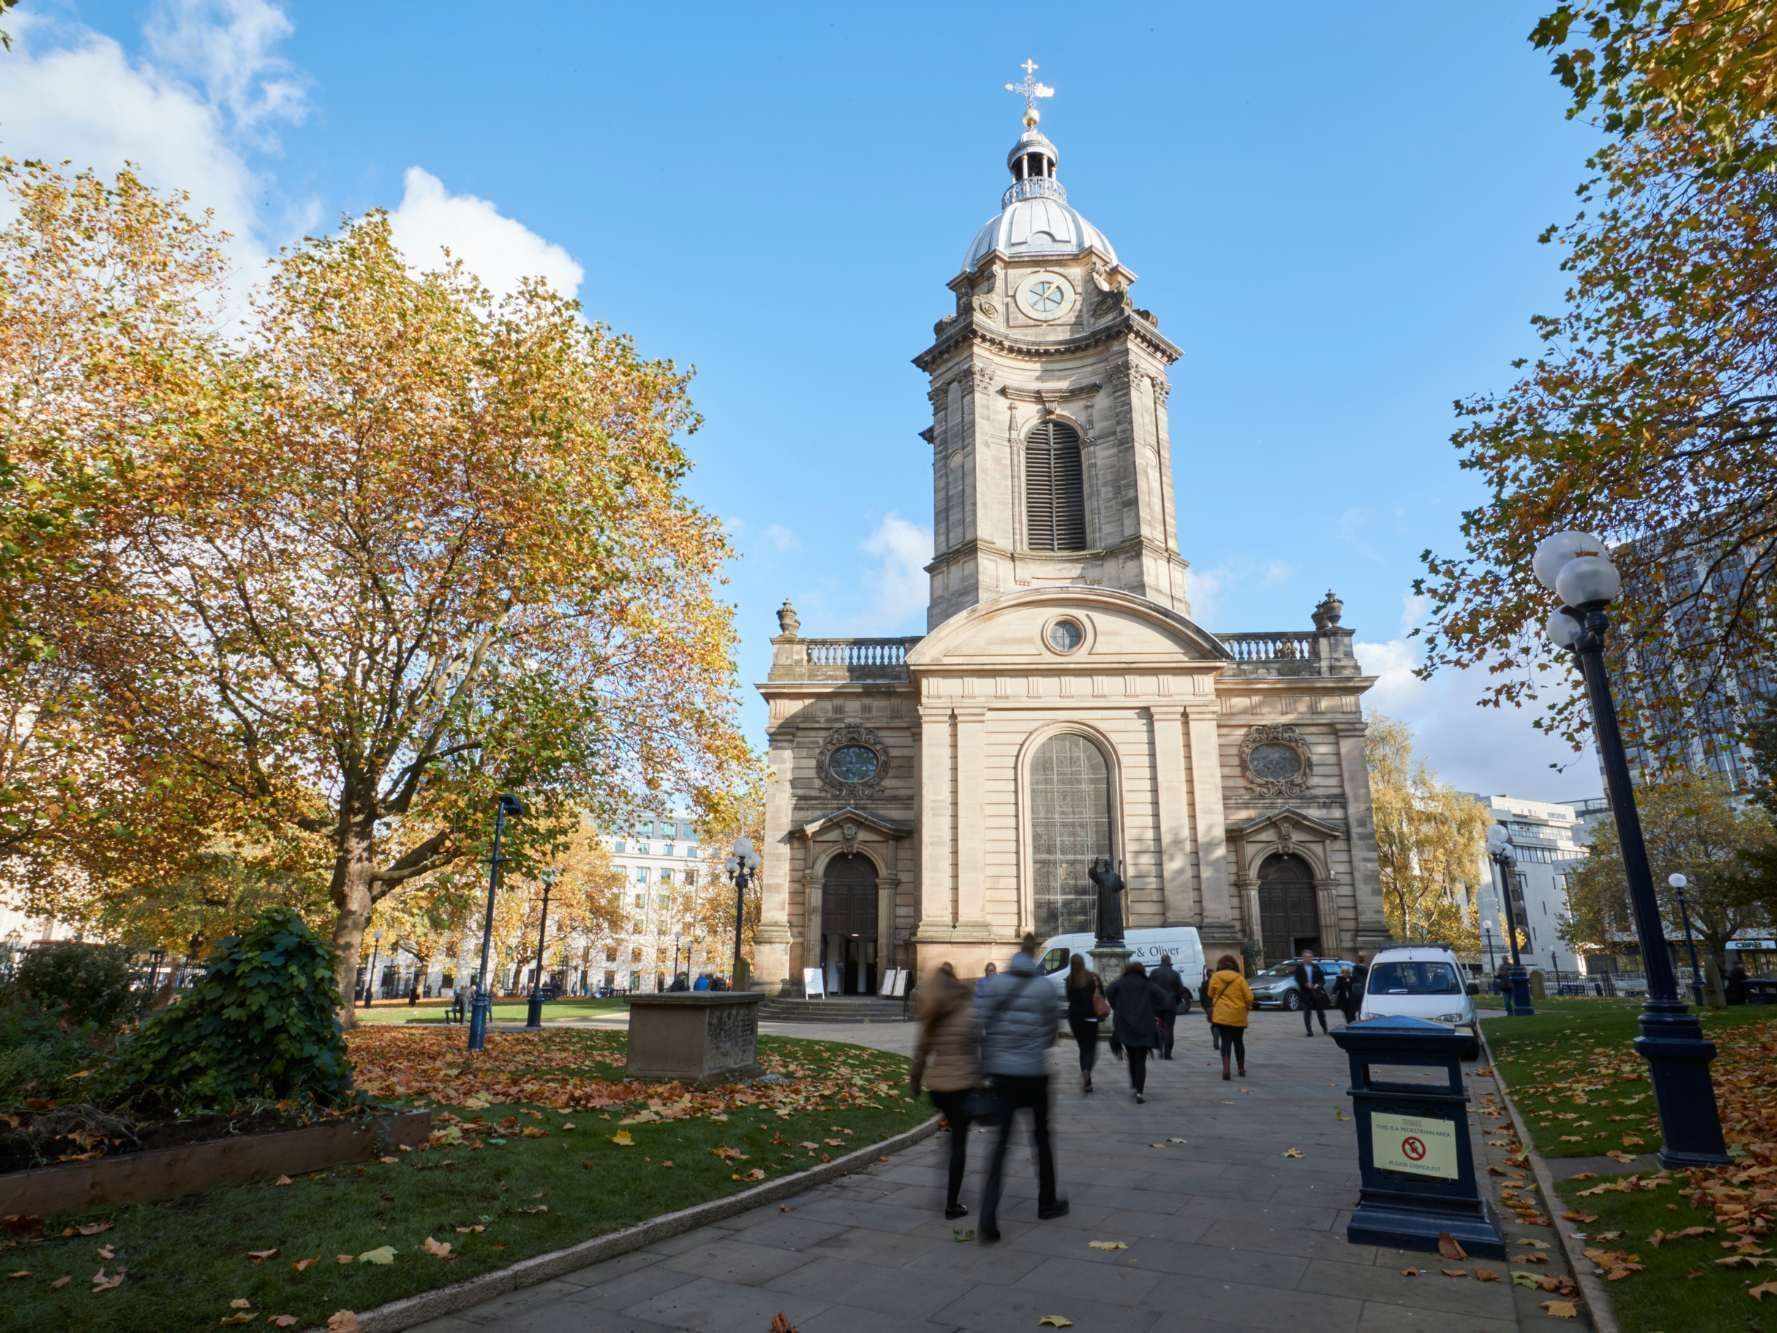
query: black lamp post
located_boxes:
[145,947,165,998]
[1481,919,1496,978]
[1539,529,1729,1167]
[363,931,382,1007]
[1550,951,1561,996]
[469,791,524,1053]
[1485,825,1534,1017]
[526,868,556,1029]
[723,836,760,990]
[1670,873,1706,1006]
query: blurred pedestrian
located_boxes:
[1207,953,1253,1080]
[1348,952,1369,1022]
[976,933,1068,1242]
[911,961,980,1220]
[1064,954,1107,1094]
[975,960,997,999]
[1105,960,1167,1104]
[1294,949,1329,1036]
[1201,963,1219,1052]
[1150,953,1187,1059]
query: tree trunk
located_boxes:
[328,813,380,1024]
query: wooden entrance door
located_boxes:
[821,854,879,995]
[1258,854,1320,964]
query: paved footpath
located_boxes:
[415,1010,1575,1332]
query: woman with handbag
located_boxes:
[1104,960,1168,1104]
[1063,954,1106,1094]
[910,961,980,1220]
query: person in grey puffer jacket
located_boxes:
[974,933,1068,1242]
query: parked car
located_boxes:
[1358,944,1480,1058]
[1250,958,1355,1010]
[1036,927,1204,1011]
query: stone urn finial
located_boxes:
[776,598,800,638]
[1313,589,1343,633]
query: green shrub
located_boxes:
[8,940,138,1031]
[0,1005,102,1106]
[109,908,352,1117]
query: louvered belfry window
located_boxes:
[1025,419,1087,551]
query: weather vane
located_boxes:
[1004,57,1054,126]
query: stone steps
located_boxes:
[757,997,909,1024]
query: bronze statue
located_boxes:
[1089,857,1125,946]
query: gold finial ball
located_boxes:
[1023,105,1040,128]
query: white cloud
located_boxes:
[762,523,798,553]
[144,0,307,140]
[1183,558,1294,627]
[388,167,584,301]
[1356,593,1594,801]
[860,513,931,630]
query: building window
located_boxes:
[685,869,697,887]
[632,892,644,911]
[1028,732,1111,937]
[634,866,649,885]
[613,839,626,854]
[1024,419,1087,552]
[660,869,674,885]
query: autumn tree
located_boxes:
[1418,5,1777,749]
[687,772,766,979]
[1367,715,1490,952]
[1564,772,1774,973]
[12,204,748,1014]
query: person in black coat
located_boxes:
[1149,954,1187,1059]
[1105,960,1169,1103]
[1293,949,1330,1036]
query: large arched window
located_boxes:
[1029,732,1111,937]
[1025,419,1086,551]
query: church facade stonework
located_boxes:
[753,78,1389,994]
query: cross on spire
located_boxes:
[1004,57,1054,126]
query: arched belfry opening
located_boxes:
[1258,853,1320,963]
[820,854,879,995]
[1024,419,1086,552]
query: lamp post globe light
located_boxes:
[1670,873,1706,1006]
[469,792,525,1053]
[1536,530,1729,1167]
[527,868,557,1029]
[725,836,761,990]
[1485,823,1534,1017]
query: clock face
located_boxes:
[1017,272,1075,322]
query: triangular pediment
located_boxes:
[1229,807,1346,840]
[792,807,915,840]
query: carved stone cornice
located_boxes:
[997,380,1103,405]
[913,309,1181,373]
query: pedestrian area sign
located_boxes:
[1372,1110,1458,1180]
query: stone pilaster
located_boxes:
[1188,710,1238,952]
[916,706,954,939]
[1335,717,1391,951]
[1148,706,1195,926]
[952,705,992,939]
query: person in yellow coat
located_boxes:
[1206,954,1255,1082]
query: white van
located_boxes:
[1036,928,1205,1009]
[1357,944,1481,1059]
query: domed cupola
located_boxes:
[962,63,1119,274]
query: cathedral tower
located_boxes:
[913,69,1192,630]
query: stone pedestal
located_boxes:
[625,992,764,1085]
[1090,944,1132,985]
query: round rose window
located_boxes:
[1249,742,1304,782]
[827,744,881,785]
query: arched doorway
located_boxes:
[821,854,879,995]
[1028,732,1112,938]
[1258,854,1320,963]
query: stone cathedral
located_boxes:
[753,70,1389,995]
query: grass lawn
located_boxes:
[352,997,627,1025]
[0,1030,925,1333]
[1484,1000,1777,1331]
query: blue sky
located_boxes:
[3,0,1602,799]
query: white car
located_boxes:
[1357,945,1480,1058]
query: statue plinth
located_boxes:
[1090,944,1132,986]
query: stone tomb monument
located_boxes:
[624,991,764,1084]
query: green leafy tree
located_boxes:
[1366,715,1490,952]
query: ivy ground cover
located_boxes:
[1484,1000,1777,1330]
[0,1030,923,1333]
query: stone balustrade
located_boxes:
[769,636,923,682]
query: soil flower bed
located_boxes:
[1484,999,1777,1330]
[0,1029,922,1333]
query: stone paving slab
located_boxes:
[412,1010,1587,1332]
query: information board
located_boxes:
[1371,1110,1459,1180]
[802,967,825,998]
[877,968,898,997]
[891,970,910,997]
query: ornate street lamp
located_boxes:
[1481,918,1497,978]
[364,931,383,1007]
[526,868,557,1029]
[469,792,525,1053]
[1670,873,1706,1006]
[1485,824,1534,1017]
[724,836,761,990]
[1538,530,1729,1167]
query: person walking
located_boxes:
[1105,960,1167,1103]
[1345,952,1369,1022]
[1200,963,1220,1052]
[1150,953,1187,1059]
[1294,949,1329,1036]
[1063,954,1107,1093]
[911,962,980,1220]
[976,934,1067,1242]
[975,960,997,999]
[1207,954,1254,1080]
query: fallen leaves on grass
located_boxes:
[270,1319,298,1328]
[356,1246,396,1265]
[325,1314,360,1333]
[49,1276,70,1290]
[609,1130,634,1147]
[421,1237,452,1259]
[246,1249,279,1262]
[1751,1281,1777,1300]
[90,1267,124,1292]
[291,1259,317,1273]
[273,1175,293,1187]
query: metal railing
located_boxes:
[1001,177,1069,208]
